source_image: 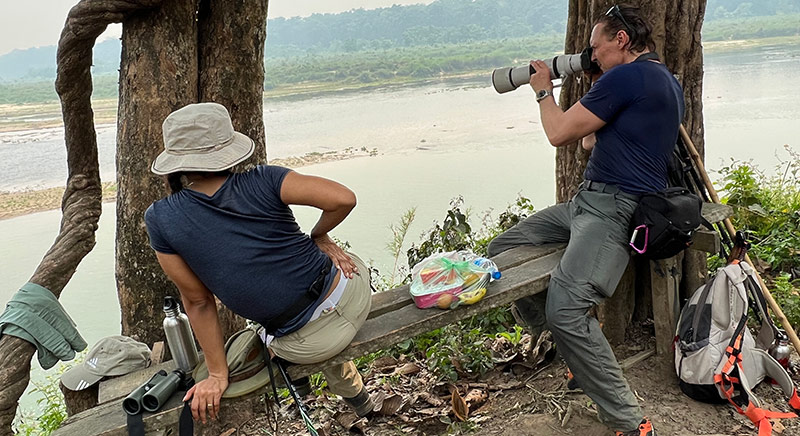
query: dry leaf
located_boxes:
[372,355,398,369]
[464,389,487,408]
[219,429,236,436]
[451,388,469,421]
[417,407,442,416]
[419,391,444,406]
[394,362,421,376]
[333,411,367,434]
[772,419,786,433]
[379,394,408,415]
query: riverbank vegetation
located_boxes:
[1,10,798,105]
[715,146,800,327]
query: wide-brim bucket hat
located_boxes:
[193,327,271,398]
[151,102,255,175]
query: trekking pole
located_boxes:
[678,124,800,355]
[675,135,734,255]
[272,357,319,436]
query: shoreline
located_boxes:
[0,35,796,132]
[0,149,377,221]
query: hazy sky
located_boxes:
[0,0,433,56]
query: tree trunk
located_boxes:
[194,0,270,335]
[198,0,269,168]
[559,0,708,340]
[116,0,199,346]
[0,1,163,434]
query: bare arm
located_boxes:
[280,171,358,277]
[154,251,226,424]
[582,133,597,151]
[529,59,606,147]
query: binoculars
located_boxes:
[123,369,188,415]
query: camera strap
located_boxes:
[634,52,659,63]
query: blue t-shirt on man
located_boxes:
[580,59,685,194]
[144,165,336,337]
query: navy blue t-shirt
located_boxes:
[580,59,685,194]
[144,165,336,337]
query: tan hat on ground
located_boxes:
[193,327,271,398]
[61,336,151,391]
[151,102,255,175]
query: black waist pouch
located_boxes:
[628,187,703,260]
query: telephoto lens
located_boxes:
[491,48,598,94]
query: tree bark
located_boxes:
[116,0,199,346]
[194,0,270,335]
[198,0,269,168]
[559,0,708,341]
[0,1,163,434]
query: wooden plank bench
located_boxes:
[54,202,731,435]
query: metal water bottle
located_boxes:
[163,296,199,373]
[770,331,791,370]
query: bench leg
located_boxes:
[650,254,683,355]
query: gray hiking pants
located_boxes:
[488,182,643,432]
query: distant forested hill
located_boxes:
[264,0,567,57]
[0,0,797,85]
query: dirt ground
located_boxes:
[238,329,800,436]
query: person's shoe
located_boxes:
[291,376,312,397]
[566,376,581,391]
[615,417,656,436]
[343,387,376,418]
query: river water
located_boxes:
[1,42,798,415]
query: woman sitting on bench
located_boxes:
[144,102,375,424]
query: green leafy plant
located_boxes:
[13,365,70,436]
[383,207,417,290]
[770,273,800,330]
[717,147,800,273]
[712,147,800,329]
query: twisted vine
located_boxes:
[0,1,162,434]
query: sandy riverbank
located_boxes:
[0,148,377,220]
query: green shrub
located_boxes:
[713,146,800,328]
[717,147,800,273]
[12,362,72,436]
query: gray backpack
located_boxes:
[675,261,800,434]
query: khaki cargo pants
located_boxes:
[270,252,372,398]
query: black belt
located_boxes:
[580,180,640,201]
[262,257,333,335]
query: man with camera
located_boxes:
[488,5,684,436]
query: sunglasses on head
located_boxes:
[605,4,633,36]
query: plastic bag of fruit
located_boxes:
[409,251,501,309]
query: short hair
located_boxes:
[597,5,656,53]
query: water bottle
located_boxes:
[163,296,199,373]
[473,257,501,280]
[770,331,791,370]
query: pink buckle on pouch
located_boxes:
[629,224,648,254]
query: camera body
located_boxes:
[491,47,600,94]
[123,369,189,415]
